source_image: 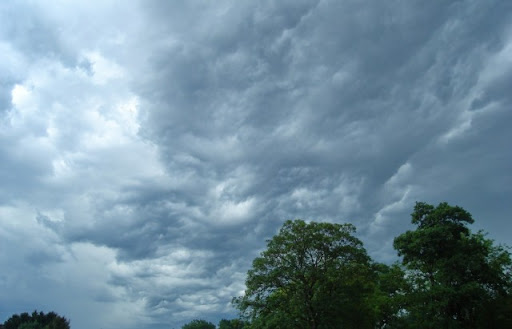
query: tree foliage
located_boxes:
[394,202,512,329]
[234,219,377,329]
[3,311,70,329]
[218,318,248,329]
[233,202,511,329]
[370,263,410,329]
[181,319,216,329]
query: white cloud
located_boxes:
[84,51,125,85]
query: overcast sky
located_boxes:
[1,1,511,328]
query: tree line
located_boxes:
[2,311,69,329]
[186,202,512,329]
[4,202,511,329]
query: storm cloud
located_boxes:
[1,1,511,329]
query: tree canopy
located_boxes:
[2,311,69,329]
[218,318,248,329]
[234,219,377,329]
[181,319,216,329]
[394,202,512,328]
[234,202,512,329]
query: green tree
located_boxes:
[393,202,512,329]
[181,319,215,329]
[370,263,410,329]
[234,219,376,329]
[3,311,70,329]
[218,318,248,329]
[18,323,38,329]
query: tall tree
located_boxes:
[393,202,512,329]
[234,219,376,329]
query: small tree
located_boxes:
[181,319,216,329]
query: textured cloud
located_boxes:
[1,1,511,329]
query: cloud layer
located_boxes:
[1,1,512,328]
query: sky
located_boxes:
[1,0,511,328]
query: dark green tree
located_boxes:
[181,319,215,329]
[393,202,512,329]
[3,311,70,329]
[370,263,410,329]
[218,318,248,329]
[234,219,376,329]
[18,323,38,329]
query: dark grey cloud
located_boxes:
[1,1,511,329]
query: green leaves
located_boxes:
[218,318,248,329]
[235,219,375,329]
[181,319,216,329]
[234,202,511,329]
[411,201,474,227]
[3,311,70,329]
[394,202,512,328]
